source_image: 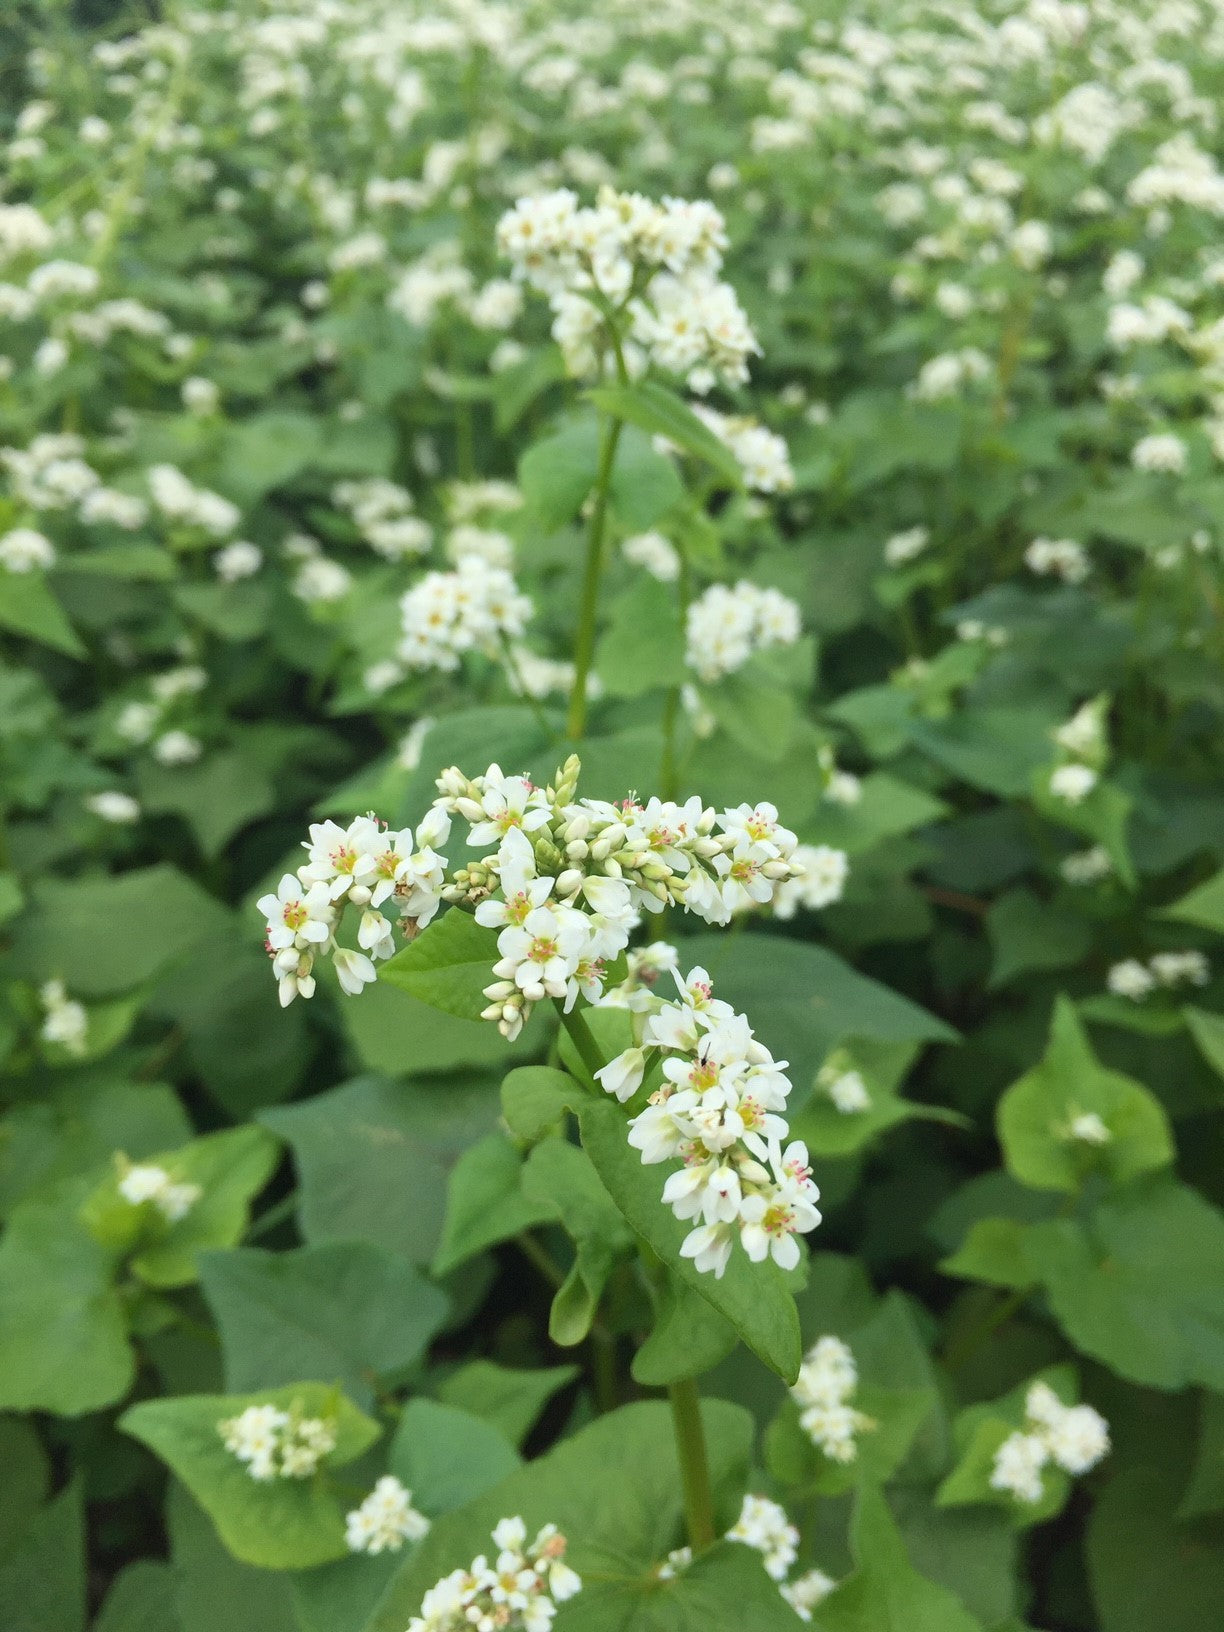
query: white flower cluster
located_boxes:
[814,1053,872,1115]
[884,525,929,566]
[596,965,821,1279]
[665,1494,835,1622]
[909,346,991,401]
[790,1336,877,1463]
[1106,949,1209,1001]
[345,1475,430,1555]
[431,765,808,1040]
[84,790,141,824]
[218,1403,338,1482]
[1060,845,1111,885]
[1131,431,1187,474]
[1048,697,1109,805]
[406,1516,580,1632]
[621,529,679,582]
[0,527,56,572]
[117,1161,201,1223]
[497,186,758,392]
[990,1381,1110,1505]
[39,978,88,1055]
[1025,537,1090,584]
[334,478,433,560]
[771,845,849,919]
[399,559,532,671]
[148,463,240,537]
[690,404,794,492]
[1063,1110,1111,1146]
[257,810,450,1006]
[684,580,801,682]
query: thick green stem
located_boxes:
[554,999,605,1082]
[659,551,691,798]
[566,414,623,741]
[668,1376,717,1551]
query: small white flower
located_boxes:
[1106,958,1156,1001]
[345,1476,430,1555]
[990,1430,1049,1504]
[84,790,140,824]
[1048,764,1097,804]
[1067,1111,1111,1145]
[0,527,55,572]
[153,730,203,767]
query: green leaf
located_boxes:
[816,1485,985,1632]
[595,576,686,698]
[518,418,600,533]
[1087,1464,1224,1632]
[1032,776,1135,888]
[996,997,1173,1192]
[1023,1179,1224,1389]
[121,1384,381,1569]
[1185,1006,1224,1087]
[378,910,501,1022]
[578,1095,802,1383]
[587,381,742,485]
[83,1125,280,1289]
[1179,1394,1224,1520]
[0,1187,133,1415]
[341,979,537,1079]
[986,889,1092,988]
[436,1360,578,1449]
[789,1040,944,1158]
[0,569,86,656]
[608,425,685,530]
[94,1561,180,1632]
[135,749,276,857]
[167,1483,297,1632]
[501,1066,579,1140]
[198,1241,450,1408]
[218,411,324,504]
[631,1271,738,1386]
[261,1075,499,1265]
[389,1398,521,1515]
[8,864,231,997]
[940,1220,1037,1290]
[0,1481,86,1632]
[1162,869,1224,935]
[432,1133,558,1276]
[0,870,25,924]
[521,1137,634,1346]
[766,1384,932,1498]
[365,1400,760,1632]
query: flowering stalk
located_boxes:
[566,410,622,741]
[668,1376,717,1551]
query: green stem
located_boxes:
[668,1377,717,1551]
[245,1192,300,1242]
[660,551,691,798]
[553,999,606,1082]
[566,414,623,741]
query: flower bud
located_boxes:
[556,867,584,897]
[565,839,589,861]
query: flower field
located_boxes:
[1,1,1223,1628]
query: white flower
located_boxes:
[400,560,532,671]
[782,1569,837,1620]
[685,580,801,681]
[596,1047,647,1102]
[118,1162,202,1223]
[791,1334,876,1462]
[39,978,89,1055]
[0,528,55,572]
[85,790,140,824]
[1068,1111,1111,1145]
[153,731,203,766]
[182,376,220,415]
[258,874,335,954]
[772,845,848,918]
[406,1519,579,1632]
[1025,538,1089,584]
[1149,950,1209,987]
[884,525,929,566]
[493,903,590,1004]
[622,530,680,581]
[1131,432,1187,474]
[1060,846,1111,885]
[214,540,262,581]
[823,1067,871,1115]
[726,1494,798,1582]
[1048,764,1097,804]
[345,1476,430,1555]
[990,1431,1049,1504]
[1106,959,1156,1001]
[1045,1404,1110,1475]
[220,1405,336,1482]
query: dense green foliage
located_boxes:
[1,1,1223,1628]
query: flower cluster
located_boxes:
[990,1382,1110,1505]
[406,1517,580,1632]
[597,965,821,1278]
[771,845,849,919]
[218,1403,337,1482]
[0,527,55,572]
[399,559,532,672]
[345,1475,430,1555]
[334,478,433,561]
[790,1335,877,1463]
[257,810,450,1005]
[497,186,758,392]
[689,404,794,492]
[39,978,88,1055]
[117,1161,201,1223]
[664,1493,836,1622]
[1106,950,1209,1001]
[814,1053,872,1115]
[684,580,801,682]
[1048,697,1110,805]
[1025,537,1090,584]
